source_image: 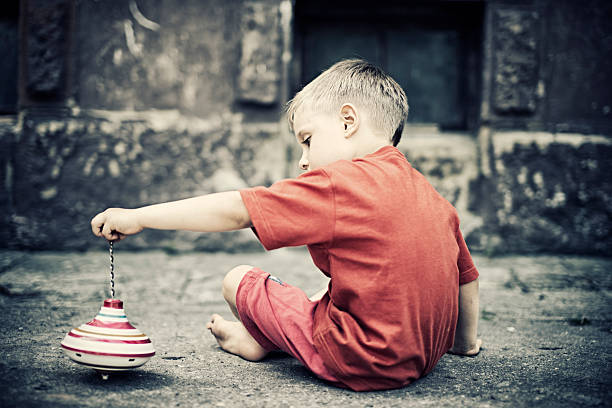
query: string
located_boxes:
[109,241,115,299]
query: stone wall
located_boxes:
[8,112,289,251]
[2,0,292,251]
[470,130,611,254]
[471,0,612,255]
[1,0,611,254]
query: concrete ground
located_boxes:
[0,247,610,407]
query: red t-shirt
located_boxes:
[240,146,479,391]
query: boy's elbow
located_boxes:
[235,210,252,229]
[231,192,252,229]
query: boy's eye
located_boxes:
[302,136,311,147]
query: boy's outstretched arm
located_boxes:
[91,191,251,241]
[449,278,482,356]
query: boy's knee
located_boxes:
[222,264,254,303]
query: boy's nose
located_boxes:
[298,155,309,171]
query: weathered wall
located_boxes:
[9,113,289,251]
[1,0,611,254]
[471,0,612,254]
[3,0,291,251]
[78,1,239,114]
[470,130,611,254]
[481,0,612,134]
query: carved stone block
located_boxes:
[236,1,281,105]
[26,0,70,99]
[492,8,539,114]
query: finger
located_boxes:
[102,222,115,241]
[110,232,125,242]
[91,213,106,237]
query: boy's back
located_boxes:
[241,145,478,391]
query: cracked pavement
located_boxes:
[0,248,611,407]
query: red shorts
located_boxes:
[236,267,341,385]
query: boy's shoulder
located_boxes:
[319,145,456,215]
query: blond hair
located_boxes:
[286,59,409,146]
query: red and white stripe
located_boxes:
[61,299,155,371]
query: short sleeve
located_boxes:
[239,169,335,250]
[456,228,479,285]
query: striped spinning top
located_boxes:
[61,299,155,372]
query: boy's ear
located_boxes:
[340,103,359,138]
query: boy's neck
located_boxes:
[351,135,392,159]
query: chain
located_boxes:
[109,240,115,299]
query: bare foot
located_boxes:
[448,338,483,357]
[206,314,268,361]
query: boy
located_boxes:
[91,59,481,391]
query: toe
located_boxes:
[207,314,221,329]
[207,315,227,340]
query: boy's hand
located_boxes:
[91,208,143,241]
[448,338,482,357]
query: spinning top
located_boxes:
[61,242,155,378]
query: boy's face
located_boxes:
[292,108,353,171]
